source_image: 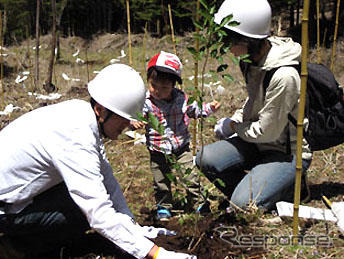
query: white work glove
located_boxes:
[214,117,235,139]
[118,213,176,239]
[156,247,197,259]
[331,202,344,234]
[138,226,176,239]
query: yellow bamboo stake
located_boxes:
[0,11,3,110]
[192,0,200,156]
[168,3,177,55]
[292,0,310,241]
[330,0,341,71]
[316,0,321,63]
[126,0,133,66]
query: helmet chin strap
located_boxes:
[98,110,113,139]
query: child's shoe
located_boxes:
[196,201,211,214]
[156,205,171,221]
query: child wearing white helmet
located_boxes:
[0,64,197,259]
[196,0,312,211]
[131,51,221,220]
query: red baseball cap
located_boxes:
[147,51,182,84]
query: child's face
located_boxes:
[148,78,174,101]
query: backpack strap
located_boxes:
[263,64,301,92]
[263,64,301,155]
[287,113,297,127]
[263,67,279,92]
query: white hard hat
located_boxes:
[214,0,272,39]
[88,64,145,121]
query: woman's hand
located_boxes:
[214,117,236,139]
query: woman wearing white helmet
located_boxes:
[0,64,196,259]
[196,0,312,211]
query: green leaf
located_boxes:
[231,55,240,65]
[199,9,211,21]
[184,168,192,176]
[215,178,226,187]
[158,124,165,136]
[187,47,198,56]
[220,14,233,27]
[209,6,216,15]
[243,58,252,63]
[217,30,227,37]
[206,117,217,124]
[187,96,196,105]
[220,45,231,55]
[185,87,196,92]
[199,46,206,57]
[213,74,219,81]
[240,54,250,59]
[195,88,201,97]
[223,74,234,82]
[227,21,240,27]
[136,112,147,122]
[210,49,217,58]
[193,33,204,41]
[217,64,228,73]
[166,172,176,183]
[240,54,252,63]
[197,100,203,110]
[216,56,224,63]
[148,112,159,129]
[194,20,203,30]
[199,0,209,10]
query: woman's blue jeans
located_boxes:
[196,137,311,210]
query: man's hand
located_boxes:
[155,247,197,259]
[209,100,221,112]
[139,226,176,239]
[130,120,146,129]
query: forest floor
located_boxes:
[0,32,344,258]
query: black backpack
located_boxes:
[262,63,344,151]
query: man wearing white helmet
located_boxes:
[0,64,196,259]
[196,0,312,210]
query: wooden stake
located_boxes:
[168,4,177,55]
[192,0,200,156]
[34,0,40,92]
[44,0,57,93]
[322,28,327,49]
[143,22,148,73]
[316,0,321,63]
[85,46,89,82]
[330,0,341,71]
[292,0,309,242]
[126,0,133,66]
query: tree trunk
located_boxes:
[34,0,40,92]
[296,0,300,25]
[56,0,68,61]
[289,3,295,28]
[107,1,112,32]
[2,10,6,45]
[44,0,57,93]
